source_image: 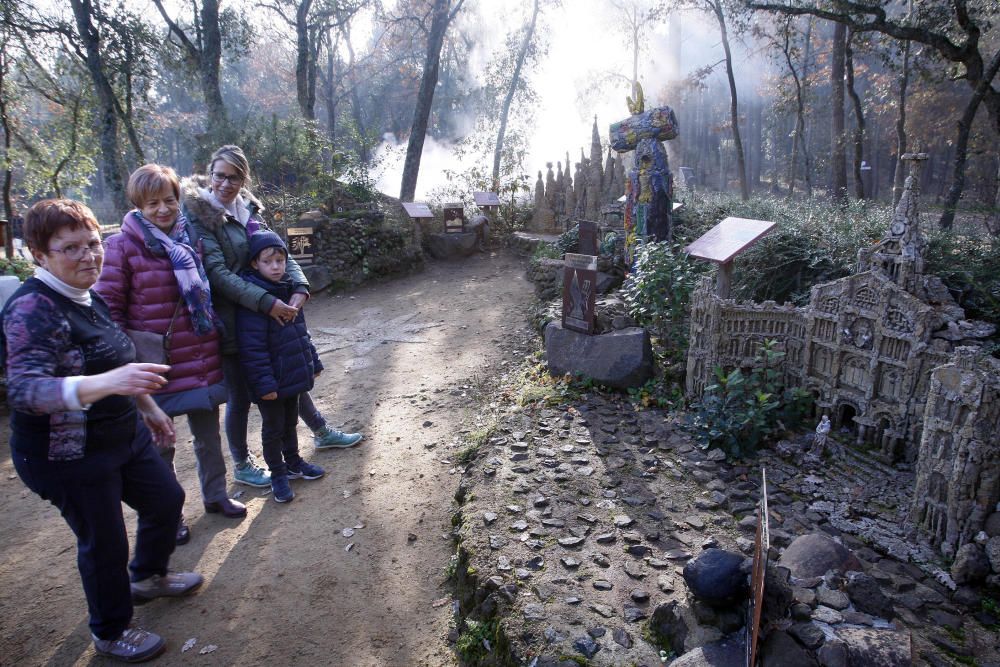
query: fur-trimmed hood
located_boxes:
[180,174,265,232]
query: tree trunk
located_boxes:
[295,0,316,121]
[69,0,127,213]
[0,42,13,257]
[710,0,748,200]
[892,38,911,206]
[801,17,813,196]
[845,29,866,199]
[492,0,539,189]
[399,0,454,202]
[200,0,226,140]
[939,49,1000,229]
[830,21,848,202]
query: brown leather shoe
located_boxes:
[203,497,247,518]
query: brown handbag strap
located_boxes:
[164,297,184,349]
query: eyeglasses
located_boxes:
[211,172,244,185]
[48,240,106,261]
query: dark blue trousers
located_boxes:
[11,419,184,640]
[257,395,302,477]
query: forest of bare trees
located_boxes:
[0,0,997,249]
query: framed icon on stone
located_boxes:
[287,226,315,266]
[562,253,598,334]
[443,203,465,233]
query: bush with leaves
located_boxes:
[621,241,707,353]
[0,257,33,281]
[685,339,812,459]
[925,231,1000,329]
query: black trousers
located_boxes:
[257,395,303,478]
[12,419,184,640]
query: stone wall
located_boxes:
[298,209,423,292]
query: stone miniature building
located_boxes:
[684,154,998,555]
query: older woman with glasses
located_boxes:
[182,145,361,490]
[1,199,202,663]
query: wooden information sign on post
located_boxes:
[562,253,597,334]
[746,468,770,667]
[685,217,775,299]
[401,202,434,219]
[473,191,501,210]
[443,202,466,233]
[578,220,598,256]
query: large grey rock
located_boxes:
[845,571,894,620]
[0,275,21,308]
[544,322,653,389]
[763,565,794,622]
[426,231,479,259]
[760,629,818,666]
[668,634,745,667]
[648,600,688,655]
[835,627,911,666]
[951,543,991,585]
[682,549,748,605]
[778,533,862,579]
[302,265,332,293]
[987,536,1000,574]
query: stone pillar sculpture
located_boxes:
[609,82,679,262]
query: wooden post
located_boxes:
[717,260,733,299]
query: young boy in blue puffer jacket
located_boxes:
[236,231,325,503]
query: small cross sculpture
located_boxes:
[609,82,679,263]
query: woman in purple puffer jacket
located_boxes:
[95,164,247,545]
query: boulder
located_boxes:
[779,533,862,580]
[0,275,21,308]
[984,512,1000,538]
[760,629,819,666]
[302,265,333,293]
[425,231,479,259]
[668,634,745,667]
[648,600,688,655]
[762,565,794,622]
[951,543,991,585]
[544,322,653,389]
[835,627,911,666]
[845,571,894,620]
[987,536,1000,574]
[682,549,748,605]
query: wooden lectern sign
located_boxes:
[401,202,434,219]
[562,253,597,334]
[473,191,502,209]
[685,217,775,299]
[746,468,770,667]
[578,220,598,256]
[443,203,465,233]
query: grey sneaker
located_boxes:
[131,571,203,604]
[92,628,165,663]
[234,456,271,487]
[314,426,363,449]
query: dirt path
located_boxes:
[0,249,536,666]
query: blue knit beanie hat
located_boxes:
[248,230,287,262]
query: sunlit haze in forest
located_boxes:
[370,0,765,200]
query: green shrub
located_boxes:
[685,339,812,458]
[0,256,32,281]
[925,231,1000,327]
[557,225,579,254]
[621,241,706,352]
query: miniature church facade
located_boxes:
[684,155,1000,556]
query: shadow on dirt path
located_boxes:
[0,249,536,667]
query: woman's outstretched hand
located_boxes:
[137,395,176,448]
[76,363,170,406]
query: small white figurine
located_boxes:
[810,414,831,458]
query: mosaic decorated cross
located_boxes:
[609,82,679,262]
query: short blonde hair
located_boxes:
[127,164,180,209]
[208,145,251,188]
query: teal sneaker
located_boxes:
[234,457,271,487]
[314,426,363,449]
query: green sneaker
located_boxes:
[314,426,363,449]
[234,457,271,487]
